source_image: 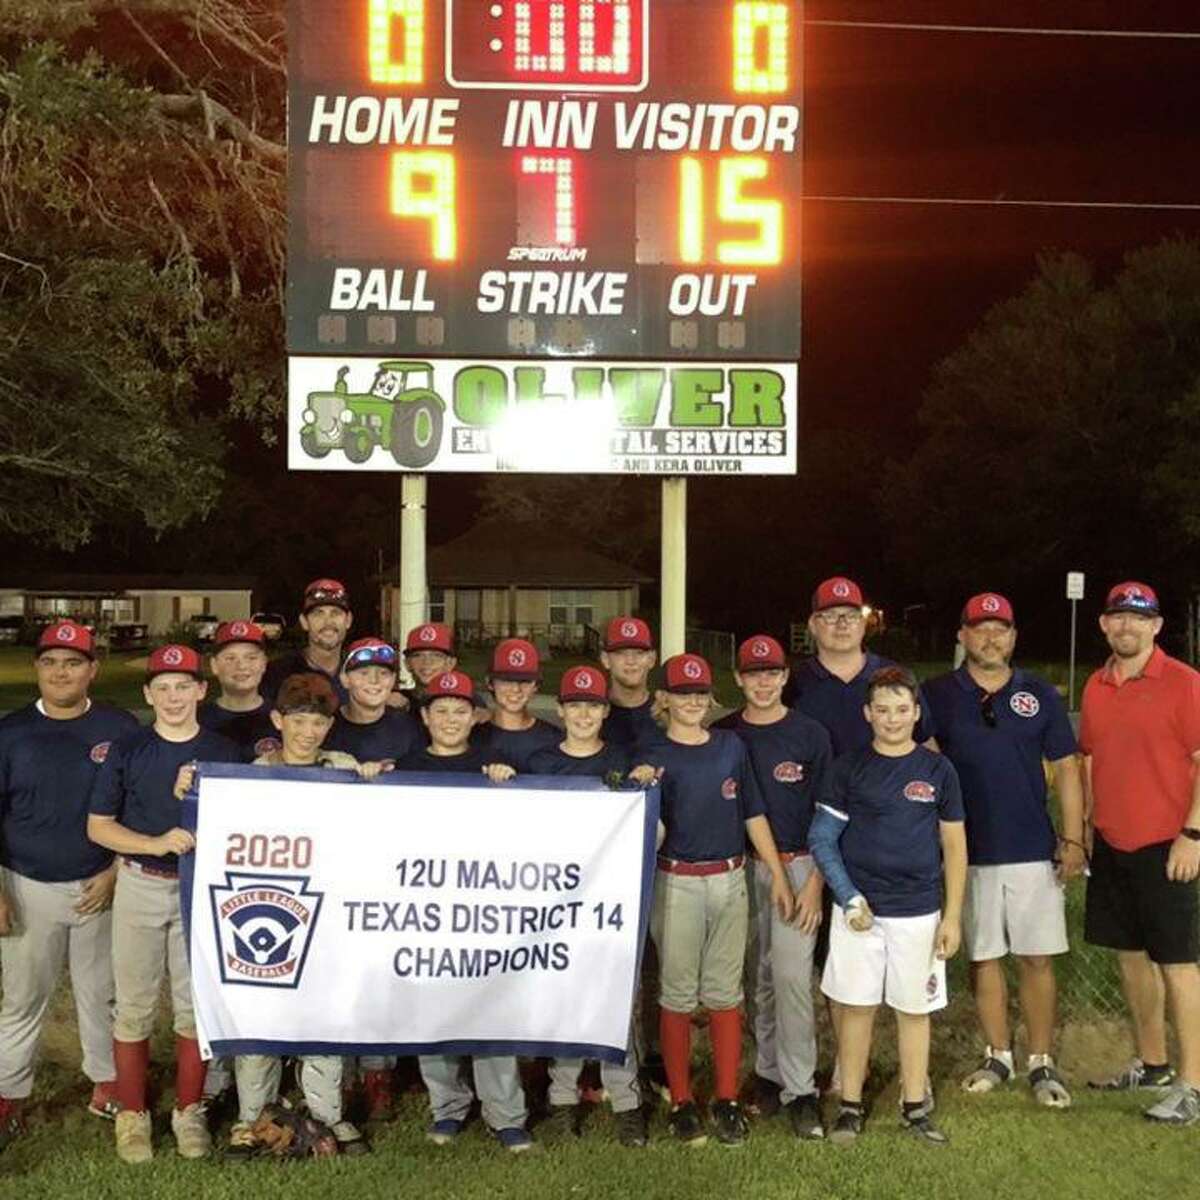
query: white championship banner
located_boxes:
[181,763,658,1063]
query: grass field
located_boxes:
[0,989,1194,1200]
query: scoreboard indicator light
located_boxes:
[732,2,790,94]
[677,156,783,266]
[390,151,458,260]
[520,155,578,244]
[369,0,426,85]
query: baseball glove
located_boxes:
[249,1103,339,1159]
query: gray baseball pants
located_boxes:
[234,1054,345,1125]
[419,1054,527,1130]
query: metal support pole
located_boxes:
[660,478,687,659]
[398,473,428,685]
[1068,597,1078,712]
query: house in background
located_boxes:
[0,575,255,637]
[380,521,652,653]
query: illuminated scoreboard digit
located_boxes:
[287,0,803,360]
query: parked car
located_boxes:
[251,612,287,642]
[187,614,220,643]
[108,622,150,651]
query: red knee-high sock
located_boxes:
[659,1008,693,1106]
[708,1007,743,1101]
[174,1037,205,1110]
[114,1039,150,1113]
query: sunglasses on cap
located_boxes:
[306,586,348,606]
[345,644,397,668]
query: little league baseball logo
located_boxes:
[773,761,805,784]
[682,659,703,680]
[1010,691,1040,718]
[903,780,937,803]
[721,777,738,800]
[210,872,324,989]
[89,741,112,764]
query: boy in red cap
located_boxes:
[713,635,831,1137]
[400,622,458,705]
[199,621,279,761]
[0,622,137,1145]
[600,618,659,753]
[643,653,794,1147]
[470,639,560,771]
[529,667,656,1147]
[86,645,240,1164]
[262,578,353,707]
[327,639,422,764]
[395,673,529,1152]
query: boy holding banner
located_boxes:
[396,671,532,1152]
[470,639,560,771]
[226,672,387,1160]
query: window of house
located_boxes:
[549,590,595,625]
[429,586,446,623]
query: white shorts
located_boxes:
[821,905,946,1015]
[963,861,1068,961]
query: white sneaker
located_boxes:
[115,1109,153,1164]
[171,1103,212,1159]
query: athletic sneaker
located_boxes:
[224,1121,259,1162]
[362,1069,395,1121]
[962,1049,1013,1094]
[641,1055,670,1104]
[785,1093,825,1140]
[332,1119,371,1155]
[171,1103,212,1159]
[426,1117,465,1145]
[115,1109,153,1164]
[87,1082,121,1120]
[829,1105,863,1146]
[1143,1084,1200,1126]
[615,1107,649,1148]
[495,1126,535,1153]
[667,1100,707,1147]
[1028,1057,1071,1109]
[1089,1059,1176,1091]
[710,1099,749,1146]
[901,1110,949,1145]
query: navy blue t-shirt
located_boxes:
[470,718,560,772]
[785,651,933,755]
[396,746,508,774]
[324,709,422,763]
[921,667,1077,866]
[821,744,964,917]
[198,700,280,762]
[527,742,632,781]
[643,729,766,862]
[602,700,660,753]
[0,701,139,882]
[713,708,832,853]
[262,652,349,707]
[88,725,240,872]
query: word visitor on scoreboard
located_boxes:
[287,0,804,362]
[185,766,658,1060]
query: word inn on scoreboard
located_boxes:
[288,0,802,360]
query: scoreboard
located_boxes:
[287,1,802,474]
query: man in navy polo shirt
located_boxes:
[0,621,138,1145]
[923,593,1084,1108]
[713,635,830,1138]
[199,621,279,761]
[262,578,353,707]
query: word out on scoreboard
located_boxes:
[287,1,802,475]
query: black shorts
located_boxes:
[1084,834,1200,965]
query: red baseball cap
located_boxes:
[604,617,654,652]
[423,670,478,706]
[1104,581,1160,617]
[961,593,1015,626]
[342,637,398,673]
[812,576,864,613]
[213,620,266,649]
[404,622,454,656]
[663,653,713,693]
[302,578,350,614]
[559,665,609,703]
[737,634,787,672]
[36,620,95,659]
[490,638,540,681]
[146,644,203,680]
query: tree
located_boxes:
[0,2,286,548]
[881,238,1200,617]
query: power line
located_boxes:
[805,19,1200,40]
[804,194,1200,211]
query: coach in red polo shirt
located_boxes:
[1079,581,1200,1125]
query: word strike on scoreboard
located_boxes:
[288,0,803,361]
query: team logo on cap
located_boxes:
[56,624,77,643]
[773,761,804,784]
[254,736,282,757]
[230,621,249,638]
[832,581,851,598]
[90,741,112,764]
[981,595,1001,613]
[620,620,639,638]
[751,639,770,658]
[507,647,527,668]
[419,625,437,643]
[210,871,324,989]
[903,780,936,804]
[575,670,594,689]
[682,659,703,680]
[439,674,457,690]
[721,777,738,800]
[1010,691,1040,718]
[161,647,184,667]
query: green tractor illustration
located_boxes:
[299,361,445,468]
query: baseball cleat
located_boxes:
[1028,1058,1071,1109]
[710,1100,749,1146]
[615,1107,649,1148]
[426,1117,465,1145]
[87,1082,121,1120]
[171,1102,213,1159]
[1143,1084,1200,1126]
[1089,1059,1176,1091]
[115,1109,154,1164]
[494,1126,535,1153]
[829,1105,863,1146]
[332,1119,371,1155]
[667,1101,707,1147]
[748,1074,782,1118]
[640,1055,671,1105]
[784,1093,825,1140]
[224,1121,259,1162]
